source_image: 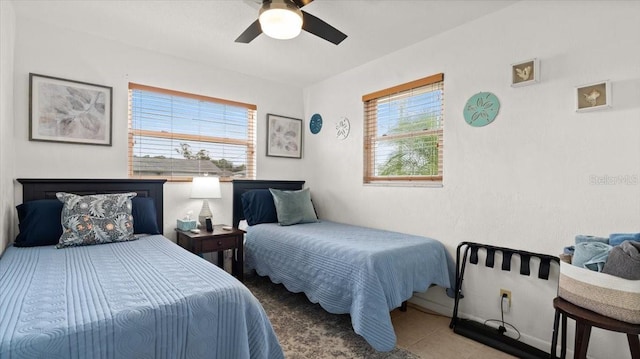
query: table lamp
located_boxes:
[190,176,221,229]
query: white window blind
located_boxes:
[128,83,256,181]
[363,73,444,184]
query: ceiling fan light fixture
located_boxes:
[259,0,303,40]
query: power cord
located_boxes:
[483,294,521,340]
[499,294,508,334]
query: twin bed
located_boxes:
[1,179,283,359]
[233,179,455,352]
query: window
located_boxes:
[363,73,444,184]
[128,83,256,181]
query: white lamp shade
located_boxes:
[259,1,303,40]
[190,176,221,199]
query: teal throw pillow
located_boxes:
[269,188,318,226]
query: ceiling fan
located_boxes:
[235,0,347,45]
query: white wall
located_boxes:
[302,2,640,358]
[11,17,305,235]
[0,0,16,255]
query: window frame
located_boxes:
[128,83,256,182]
[362,73,444,185]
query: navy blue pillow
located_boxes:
[131,196,161,235]
[241,189,278,226]
[14,199,63,247]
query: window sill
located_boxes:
[363,181,443,188]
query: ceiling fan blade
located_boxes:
[301,11,347,45]
[291,0,313,8]
[235,19,262,43]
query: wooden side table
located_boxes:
[551,297,640,359]
[176,225,244,282]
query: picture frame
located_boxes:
[29,73,112,146]
[511,58,539,87]
[266,113,302,159]
[576,80,611,112]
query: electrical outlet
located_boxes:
[500,289,512,307]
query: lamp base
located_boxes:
[198,199,213,230]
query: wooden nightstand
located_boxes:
[176,225,244,282]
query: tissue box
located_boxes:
[558,259,640,324]
[177,219,197,231]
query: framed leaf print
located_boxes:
[29,73,112,146]
[266,114,302,159]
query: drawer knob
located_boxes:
[218,241,222,245]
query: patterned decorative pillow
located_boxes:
[56,192,137,248]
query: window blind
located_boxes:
[128,83,256,181]
[363,73,444,183]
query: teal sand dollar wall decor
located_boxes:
[464,92,500,127]
[310,113,323,134]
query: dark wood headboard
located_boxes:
[232,179,305,228]
[17,178,167,230]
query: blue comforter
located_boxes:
[0,235,283,359]
[245,221,454,352]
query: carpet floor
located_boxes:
[245,273,420,359]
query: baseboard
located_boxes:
[408,295,452,317]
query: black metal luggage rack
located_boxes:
[449,241,560,359]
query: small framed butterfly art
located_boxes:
[575,80,611,113]
[511,58,539,87]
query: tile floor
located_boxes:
[391,306,517,359]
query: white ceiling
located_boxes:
[11,0,517,88]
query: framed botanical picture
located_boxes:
[266,114,302,158]
[511,58,539,87]
[29,73,112,146]
[576,80,611,112]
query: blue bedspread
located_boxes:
[245,221,454,352]
[0,235,283,359]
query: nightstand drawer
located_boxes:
[199,236,238,252]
